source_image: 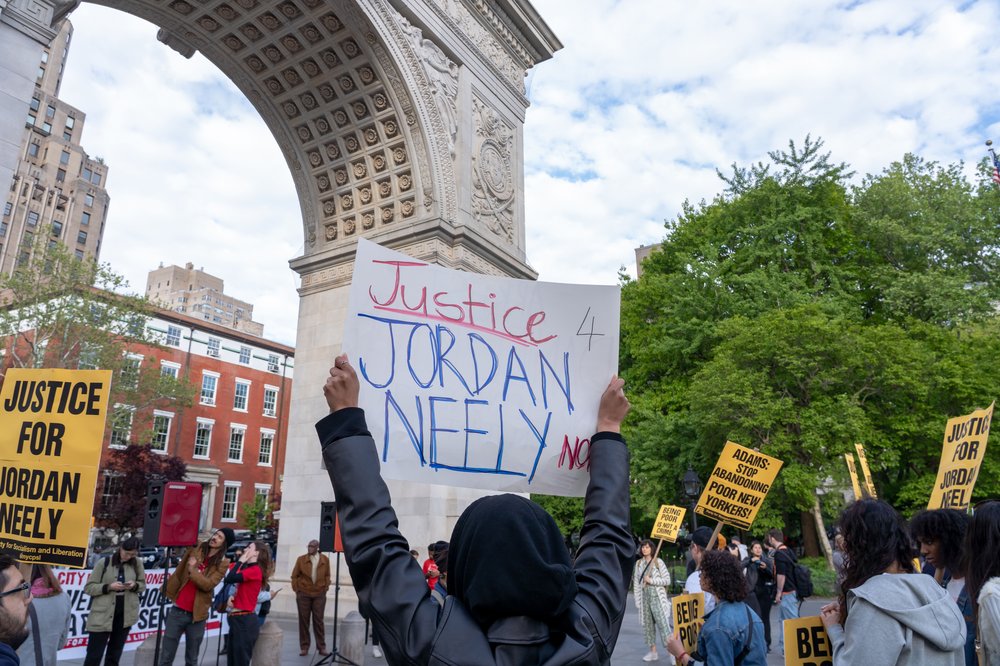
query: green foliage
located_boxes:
[241,493,275,536]
[622,138,1000,537]
[800,557,838,598]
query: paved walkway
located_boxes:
[57,595,831,665]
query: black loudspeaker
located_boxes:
[319,501,343,552]
[142,480,165,547]
[143,480,203,547]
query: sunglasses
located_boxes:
[0,582,30,600]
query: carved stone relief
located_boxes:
[471,96,513,242]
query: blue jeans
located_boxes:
[775,591,799,653]
[158,607,206,666]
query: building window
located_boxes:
[81,211,90,226]
[228,426,245,462]
[65,116,74,129]
[119,355,141,390]
[194,420,213,458]
[165,325,181,346]
[59,150,69,165]
[92,172,102,186]
[84,193,93,207]
[55,168,65,182]
[2,202,10,217]
[29,98,39,112]
[42,122,52,134]
[27,142,39,158]
[263,386,278,417]
[151,412,172,452]
[221,483,240,522]
[267,354,280,373]
[76,230,87,244]
[74,249,83,260]
[83,168,92,181]
[45,105,55,119]
[238,346,251,364]
[160,361,180,378]
[0,222,7,238]
[100,472,123,515]
[26,211,38,227]
[206,337,220,358]
[51,220,62,238]
[233,380,250,411]
[254,485,270,504]
[258,430,274,466]
[200,372,218,405]
[109,405,134,448]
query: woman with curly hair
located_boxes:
[223,541,272,666]
[820,499,966,665]
[964,500,1000,665]
[911,509,975,664]
[633,539,672,662]
[666,549,766,665]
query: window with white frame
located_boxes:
[200,371,219,405]
[238,346,251,364]
[262,386,278,417]
[100,472,123,515]
[109,405,134,448]
[194,419,213,458]
[206,337,220,357]
[221,483,240,522]
[233,379,250,411]
[254,485,270,504]
[166,325,181,346]
[228,425,245,462]
[258,429,274,466]
[160,361,180,379]
[77,343,98,370]
[119,354,142,390]
[151,411,173,452]
[267,354,280,373]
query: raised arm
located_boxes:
[570,376,634,659]
[316,354,439,664]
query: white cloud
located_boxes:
[54,1,1000,342]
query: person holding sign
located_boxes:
[632,539,673,662]
[819,499,966,665]
[964,501,1000,665]
[82,537,145,666]
[316,353,634,665]
[683,527,718,617]
[666,550,766,665]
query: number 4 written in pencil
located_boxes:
[576,307,605,351]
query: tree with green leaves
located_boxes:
[615,138,1000,559]
[241,493,275,537]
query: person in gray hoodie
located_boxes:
[820,499,966,665]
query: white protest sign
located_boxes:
[342,238,621,497]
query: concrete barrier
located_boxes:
[253,619,284,663]
[134,635,157,666]
[339,611,366,665]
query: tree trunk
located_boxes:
[812,494,834,570]
[800,511,820,557]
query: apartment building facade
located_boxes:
[146,263,265,337]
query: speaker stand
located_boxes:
[152,546,171,666]
[314,552,357,666]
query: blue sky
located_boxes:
[58,0,1000,345]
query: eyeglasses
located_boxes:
[0,582,30,600]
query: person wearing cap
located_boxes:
[159,528,234,666]
[317,353,634,664]
[684,526,718,615]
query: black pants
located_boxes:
[755,588,774,648]
[84,623,130,666]
[227,613,260,666]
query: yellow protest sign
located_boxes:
[651,505,686,542]
[695,441,783,530]
[928,403,993,510]
[854,443,877,498]
[0,368,112,568]
[671,592,705,655]
[844,453,862,500]
[783,616,833,666]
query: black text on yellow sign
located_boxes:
[651,505,686,542]
[695,441,783,531]
[854,443,877,498]
[928,402,993,510]
[671,592,704,655]
[843,453,862,501]
[782,616,832,666]
[0,369,112,568]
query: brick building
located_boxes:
[94,305,294,549]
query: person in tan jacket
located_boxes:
[158,528,234,666]
[290,540,331,656]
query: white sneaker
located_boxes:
[642,651,659,662]
[372,646,383,659]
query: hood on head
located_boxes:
[850,573,966,652]
[448,494,577,628]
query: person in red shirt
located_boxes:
[223,541,271,666]
[423,542,447,590]
[160,529,233,666]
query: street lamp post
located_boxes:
[682,466,702,531]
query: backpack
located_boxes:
[213,583,236,613]
[777,548,813,599]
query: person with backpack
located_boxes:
[819,499,966,664]
[766,529,799,655]
[666,550,767,665]
[82,537,145,666]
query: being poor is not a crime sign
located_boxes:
[0,369,111,568]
